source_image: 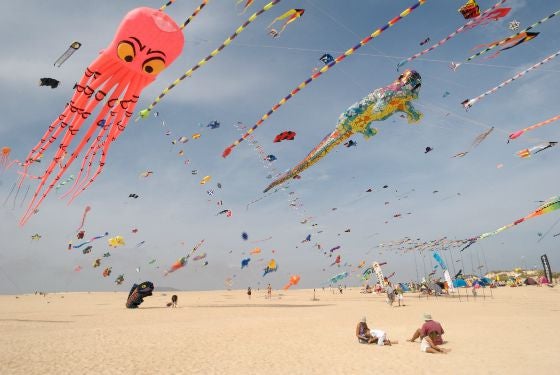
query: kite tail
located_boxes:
[263,128,352,192]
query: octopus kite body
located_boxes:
[19,8,185,225]
[263,70,422,192]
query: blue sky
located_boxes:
[1,0,559,293]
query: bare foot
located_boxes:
[407,339,415,343]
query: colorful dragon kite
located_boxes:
[263,70,422,192]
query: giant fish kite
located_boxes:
[263,70,422,192]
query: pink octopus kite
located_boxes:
[19,7,187,225]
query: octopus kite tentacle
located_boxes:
[222,0,428,158]
[138,0,281,120]
[263,70,423,192]
[462,49,560,110]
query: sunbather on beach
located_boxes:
[421,332,450,354]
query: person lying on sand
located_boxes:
[421,332,450,354]
[356,317,398,345]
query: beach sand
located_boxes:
[1,286,559,374]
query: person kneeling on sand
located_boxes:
[421,332,450,354]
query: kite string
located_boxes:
[159,0,177,11]
[222,0,429,157]
[138,0,281,120]
[180,0,209,30]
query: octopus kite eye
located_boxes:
[142,57,165,75]
[117,41,135,62]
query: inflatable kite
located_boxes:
[73,232,108,249]
[108,235,125,248]
[54,41,81,67]
[462,49,560,109]
[283,275,301,290]
[39,78,60,89]
[509,114,560,140]
[459,0,480,19]
[241,258,251,269]
[1,147,11,169]
[452,126,494,157]
[273,131,296,143]
[103,267,112,277]
[267,9,304,38]
[469,32,539,60]
[329,271,348,285]
[19,4,210,225]
[263,259,278,276]
[320,53,334,65]
[516,142,558,158]
[471,196,560,243]
[236,0,254,15]
[397,0,508,70]
[223,0,427,157]
[126,281,154,308]
[263,70,422,192]
[460,8,560,66]
[115,274,125,285]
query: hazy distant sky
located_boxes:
[1,0,559,293]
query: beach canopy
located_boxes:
[453,279,468,288]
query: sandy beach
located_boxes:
[1,286,559,374]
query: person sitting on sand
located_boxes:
[421,331,450,354]
[356,317,376,344]
[408,313,444,345]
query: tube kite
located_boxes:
[516,142,557,158]
[462,49,560,110]
[223,0,428,158]
[470,196,560,243]
[283,275,301,290]
[452,127,494,157]
[137,0,282,119]
[459,8,560,66]
[469,32,539,60]
[396,0,508,70]
[509,114,560,140]
[263,70,422,192]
